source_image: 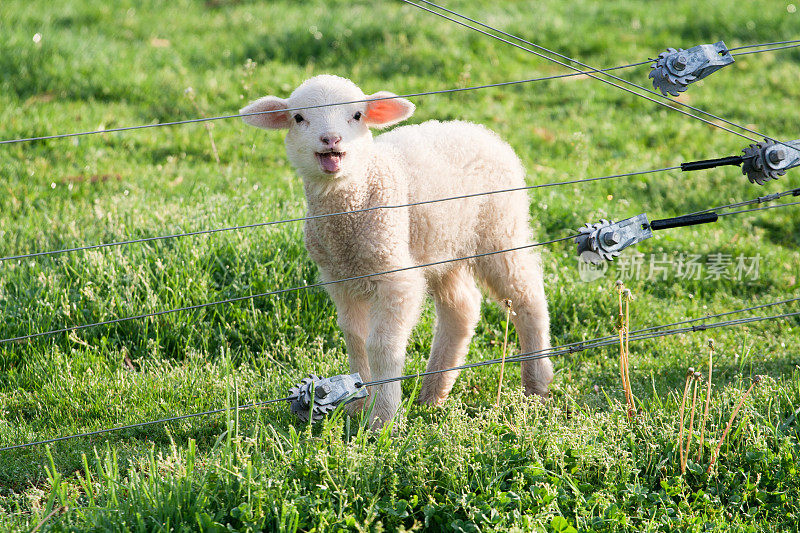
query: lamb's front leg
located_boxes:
[327,284,371,416]
[365,274,425,428]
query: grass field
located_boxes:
[1,0,799,530]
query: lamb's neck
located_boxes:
[302,173,372,216]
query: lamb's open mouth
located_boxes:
[315,151,345,174]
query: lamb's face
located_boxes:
[241,75,415,182]
[284,76,372,179]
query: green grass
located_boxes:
[1,0,799,530]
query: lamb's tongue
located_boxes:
[319,153,341,172]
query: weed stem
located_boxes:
[685,372,701,467]
[707,376,762,475]
[678,368,694,474]
[698,340,714,462]
[495,299,513,406]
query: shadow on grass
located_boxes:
[754,217,800,248]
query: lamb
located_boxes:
[241,75,552,427]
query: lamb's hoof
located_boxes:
[416,392,448,407]
[523,385,551,402]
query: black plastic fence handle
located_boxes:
[680,156,744,172]
[650,212,719,231]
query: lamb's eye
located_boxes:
[294,114,304,124]
[353,111,362,121]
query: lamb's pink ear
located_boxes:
[364,92,415,129]
[240,96,291,129]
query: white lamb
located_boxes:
[241,75,552,427]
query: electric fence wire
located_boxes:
[3,169,795,266]
[0,395,294,452]
[718,200,800,217]
[0,235,576,346]
[0,62,648,146]
[3,301,797,452]
[732,43,800,56]
[0,33,797,147]
[688,187,800,216]
[0,165,680,263]
[4,184,798,346]
[403,0,796,148]
[360,308,800,388]
[727,39,800,52]
[355,296,798,390]
[3,172,795,266]
[564,295,800,348]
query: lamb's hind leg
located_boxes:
[477,250,552,398]
[418,267,482,406]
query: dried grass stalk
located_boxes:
[615,282,635,419]
[684,372,701,467]
[697,340,714,462]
